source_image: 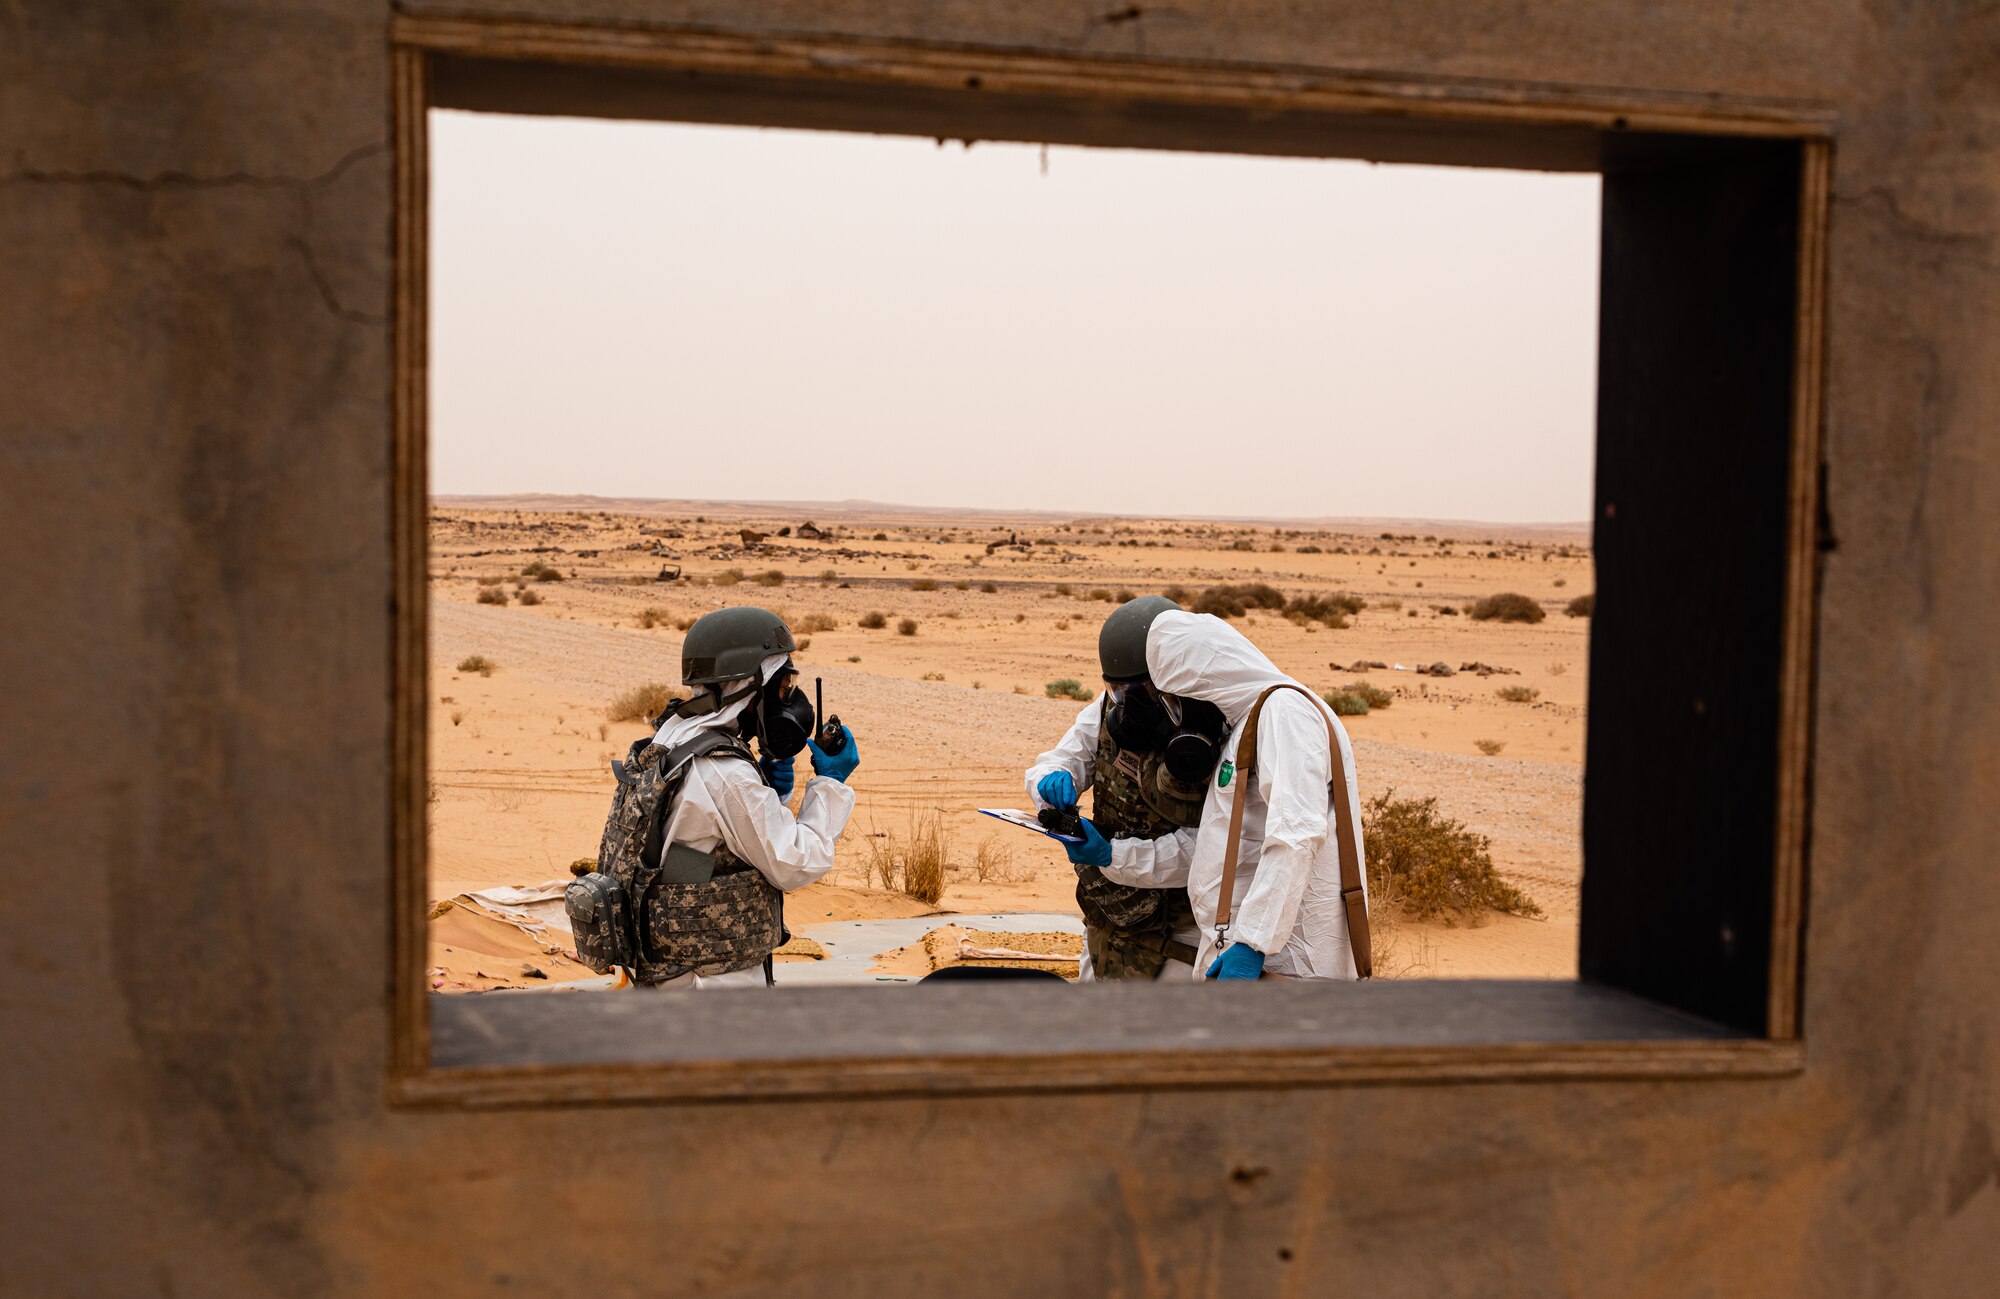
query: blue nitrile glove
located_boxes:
[1206,943,1266,981]
[1036,769,1078,811]
[1063,816,1112,868]
[759,753,796,799]
[807,726,860,783]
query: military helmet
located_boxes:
[1098,595,1178,683]
[681,606,796,685]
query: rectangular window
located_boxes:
[390,21,1826,1104]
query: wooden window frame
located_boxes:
[389,15,1830,1107]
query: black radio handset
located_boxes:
[815,676,847,754]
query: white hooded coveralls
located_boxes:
[1097,611,1369,980]
[1025,695,1204,982]
[643,653,855,989]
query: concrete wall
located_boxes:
[4,2,1995,1294]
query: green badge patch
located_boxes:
[1217,760,1234,789]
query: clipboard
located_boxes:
[978,807,1086,844]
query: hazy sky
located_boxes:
[431,110,1601,522]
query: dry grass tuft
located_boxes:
[456,655,496,676]
[897,617,918,637]
[1497,685,1540,703]
[794,612,839,633]
[713,568,745,587]
[866,809,951,904]
[751,569,786,587]
[606,681,686,723]
[858,610,888,629]
[980,581,999,593]
[1565,593,1595,618]
[1046,678,1092,701]
[520,560,565,582]
[1324,690,1369,716]
[475,586,509,606]
[1474,738,1506,756]
[909,577,938,591]
[1469,592,1546,623]
[1342,681,1393,710]
[1363,790,1542,923]
[517,588,542,605]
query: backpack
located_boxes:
[567,724,780,983]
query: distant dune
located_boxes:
[432,493,1592,545]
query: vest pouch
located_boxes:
[658,840,719,885]
[565,870,635,975]
[641,866,785,979]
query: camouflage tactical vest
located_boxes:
[1077,702,1204,979]
[569,728,785,985]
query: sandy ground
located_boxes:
[428,501,1588,983]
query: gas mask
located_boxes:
[1106,681,1227,782]
[751,664,816,759]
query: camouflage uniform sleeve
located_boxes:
[1025,693,1106,807]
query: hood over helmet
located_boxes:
[653,652,792,752]
[1144,609,1323,728]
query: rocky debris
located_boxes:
[1420,661,1456,677]
[738,528,768,549]
[639,526,684,539]
[1335,659,1389,672]
[1459,661,1520,676]
[796,521,826,540]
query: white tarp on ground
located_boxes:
[454,880,573,937]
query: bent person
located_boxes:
[1026,596,1225,981]
[571,606,859,989]
[1058,607,1372,981]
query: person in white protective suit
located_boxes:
[634,605,859,989]
[1056,608,1371,981]
[1025,596,1210,982]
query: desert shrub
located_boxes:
[979,581,999,593]
[606,681,685,723]
[1285,592,1365,627]
[1297,544,1323,554]
[675,615,698,631]
[1435,605,1459,616]
[1189,582,1286,619]
[456,655,496,676]
[1115,589,1136,603]
[1565,593,1595,618]
[751,569,785,587]
[476,586,509,606]
[1162,584,1192,604]
[1229,538,1256,551]
[1553,576,1568,588]
[1363,791,1542,922]
[909,577,938,591]
[871,532,888,541]
[1088,588,1114,602]
[638,605,669,629]
[866,809,950,904]
[953,580,970,591]
[475,574,506,586]
[794,612,839,633]
[713,568,745,586]
[1046,678,1092,701]
[1343,681,1393,710]
[920,671,945,682]
[1324,691,1369,716]
[1052,583,1073,597]
[818,568,838,581]
[517,588,542,606]
[1468,592,1546,623]
[973,838,1025,883]
[858,610,888,629]
[1054,618,1070,631]
[1497,685,1540,703]
[1474,739,1506,756]
[897,618,918,636]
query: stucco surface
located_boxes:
[3,2,1996,1295]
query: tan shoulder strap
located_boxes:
[1213,683,1373,978]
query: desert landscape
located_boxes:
[426,497,1591,990]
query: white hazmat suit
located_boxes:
[1099,611,1369,980]
[641,653,854,989]
[1025,695,1205,982]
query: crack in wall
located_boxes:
[0,140,386,193]
[287,237,386,327]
